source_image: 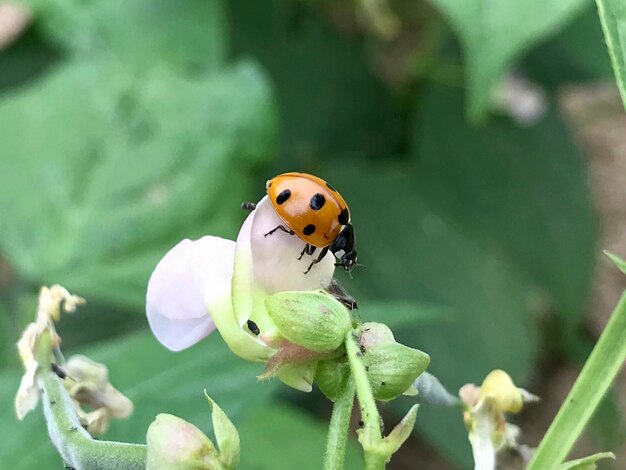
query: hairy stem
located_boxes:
[323,374,355,470]
[37,333,147,470]
[345,331,386,470]
[527,291,626,469]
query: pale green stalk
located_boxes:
[323,375,355,470]
[345,331,386,470]
[37,333,147,470]
[527,291,626,469]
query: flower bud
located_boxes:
[358,322,396,349]
[315,359,349,401]
[362,342,430,401]
[265,290,351,352]
[146,414,219,470]
[479,369,523,414]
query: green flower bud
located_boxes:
[265,290,351,352]
[358,322,396,349]
[362,340,430,401]
[315,359,349,401]
[146,414,219,470]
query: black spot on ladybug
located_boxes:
[276,189,291,205]
[309,193,326,210]
[303,224,316,236]
[326,182,337,192]
[338,208,349,225]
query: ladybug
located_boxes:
[263,172,357,274]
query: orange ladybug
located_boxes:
[262,172,357,273]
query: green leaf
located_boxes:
[0,57,276,308]
[528,293,626,469]
[559,452,615,469]
[23,0,227,73]
[0,28,61,95]
[323,163,538,467]
[0,330,279,468]
[238,403,363,470]
[412,86,596,325]
[429,0,588,120]
[595,0,626,108]
[229,0,402,163]
[604,250,626,275]
[524,3,614,87]
[356,301,450,328]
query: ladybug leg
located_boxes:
[297,244,317,260]
[304,246,329,274]
[241,201,257,211]
[264,225,295,237]
[297,244,309,260]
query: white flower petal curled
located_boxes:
[235,196,335,297]
[146,236,234,351]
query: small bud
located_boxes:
[358,322,396,349]
[146,414,219,470]
[265,290,351,352]
[362,342,430,401]
[479,369,523,414]
[315,359,349,401]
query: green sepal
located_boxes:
[205,392,240,469]
[315,358,350,401]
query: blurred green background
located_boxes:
[0,0,624,468]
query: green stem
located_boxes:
[37,333,147,470]
[323,375,355,470]
[527,290,626,469]
[344,331,386,470]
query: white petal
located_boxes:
[15,360,39,420]
[146,237,235,351]
[247,196,336,295]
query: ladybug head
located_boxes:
[331,224,357,272]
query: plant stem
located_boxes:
[527,290,626,469]
[345,331,386,470]
[37,333,147,470]
[323,374,355,470]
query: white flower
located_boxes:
[146,196,336,366]
[15,285,84,420]
[460,369,539,470]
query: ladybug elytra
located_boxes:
[263,172,358,274]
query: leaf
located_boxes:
[528,293,626,469]
[523,3,614,88]
[323,162,539,467]
[238,403,364,470]
[228,0,402,163]
[595,0,626,108]
[356,301,450,328]
[0,28,61,95]
[604,250,626,275]
[559,452,615,469]
[23,0,227,73]
[0,330,279,468]
[0,57,276,308]
[412,86,596,325]
[428,0,589,120]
